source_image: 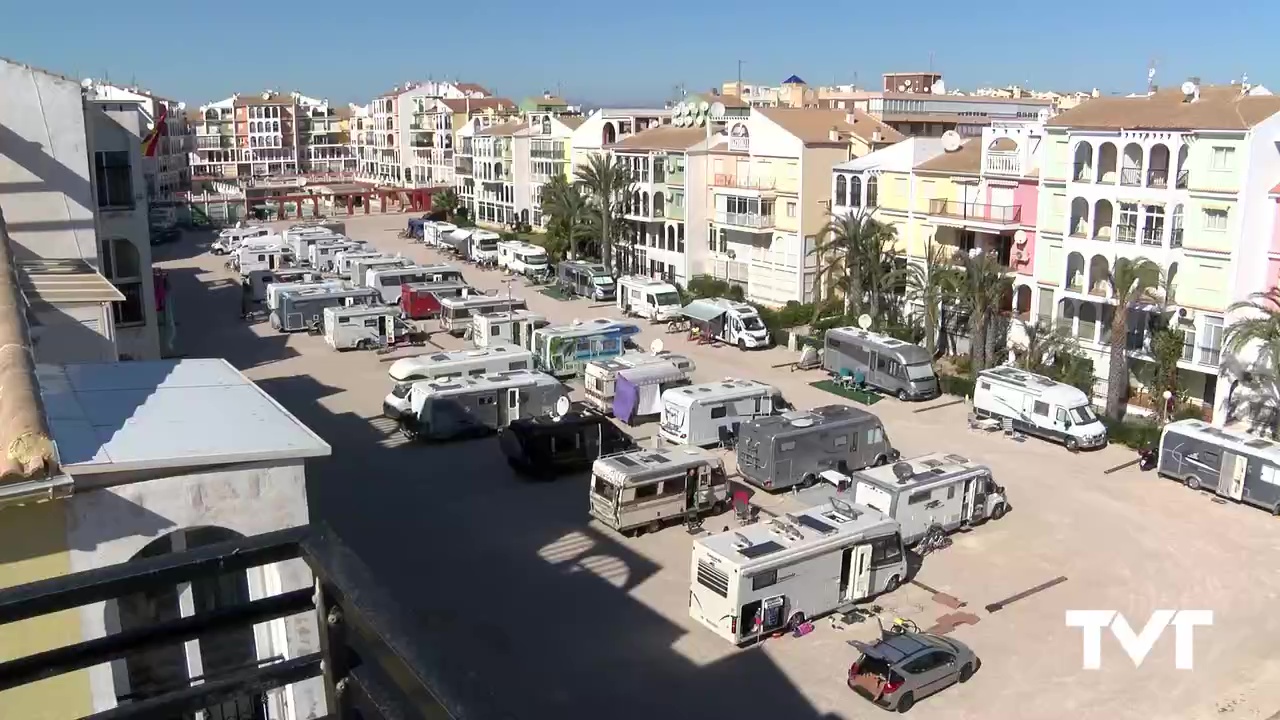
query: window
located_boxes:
[835,175,847,206]
[907,490,931,505]
[869,534,903,566]
[866,427,882,445]
[866,176,879,207]
[469,368,486,377]
[95,151,134,208]
[834,435,848,447]
[100,238,144,326]
[786,201,797,218]
[1056,408,1068,425]
[980,381,991,391]
[849,177,862,207]
[635,484,658,500]
[710,405,728,419]
[1210,147,1235,171]
[751,570,777,590]
[904,651,953,674]
[779,440,796,452]
[661,476,686,496]
[1200,316,1223,365]
[946,486,955,500]
[478,396,496,405]
[490,324,500,336]
[1203,208,1228,231]
[1033,401,1050,416]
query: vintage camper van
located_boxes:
[556,261,615,300]
[381,344,534,418]
[616,276,683,322]
[659,379,789,447]
[322,305,409,351]
[973,366,1108,450]
[689,499,906,646]
[823,327,939,401]
[399,369,565,441]
[588,447,729,536]
[736,405,896,492]
[437,295,529,336]
[583,352,696,415]
[809,453,1010,547]
[472,310,548,349]
[528,318,642,378]
[270,286,379,332]
[496,241,550,277]
[680,298,771,349]
[1156,420,1280,515]
[499,409,636,480]
[399,281,473,320]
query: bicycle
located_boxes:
[914,525,952,557]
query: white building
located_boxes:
[570,108,672,171]
[85,82,193,210]
[469,119,525,227]
[512,113,584,228]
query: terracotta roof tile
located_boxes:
[1047,85,1280,131]
[440,97,516,114]
[915,138,982,174]
[456,83,491,96]
[759,108,875,146]
[475,120,528,137]
[611,126,706,152]
[232,92,295,107]
[845,109,905,144]
[558,116,586,130]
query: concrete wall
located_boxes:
[31,302,117,364]
[66,461,323,719]
[0,60,99,264]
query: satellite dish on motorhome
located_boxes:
[858,313,873,330]
[941,131,962,152]
[650,338,665,354]
[892,462,915,483]
[552,395,571,420]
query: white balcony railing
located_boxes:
[985,151,1022,176]
[714,211,774,230]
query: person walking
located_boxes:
[239,279,252,320]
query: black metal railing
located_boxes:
[1119,167,1143,186]
[1147,168,1169,188]
[1175,169,1190,189]
[0,525,507,720]
[927,198,1021,224]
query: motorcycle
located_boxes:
[1137,443,1158,471]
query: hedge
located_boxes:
[938,374,976,398]
[1100,417,1161,449]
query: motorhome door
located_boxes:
[1219,452,1247,501]
[498,388,520,426]
[840,544,873,602]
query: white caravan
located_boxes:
[468,230,501,263]
[365,265,462,304]
[496,241,550,277]
[680,298,771,349]
[689,499,906,646]
[211,225,271,254]
[266,280,346,312]
[472,310,548,349]
[333,250,385,279]
[349,256,411,287]
[423,221,457,247]
[322,305,404,351]
[382,344,534,418]
[309,240,363,272]
[973,365,1108,450]
[584,352,696,414]
[616,276,683,322]
[659,379,788,447]
[588,448,730,536]
[246,269,318,303]
[438,294,529,336]
[234,240,291,275]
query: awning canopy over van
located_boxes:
[680,299,725,324]
[445,229,472,247]
[617,362,685,387]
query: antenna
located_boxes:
[1147,58,1158,94]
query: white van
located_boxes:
[423,221,457,248]
[497,241,550,277]
[973,365,1108,450]
[659,379,788,447]
[349,256,411,287]
[212,226,271,254]
[381,344,534,418]
[616,276,683,322]
[235,241,291,275]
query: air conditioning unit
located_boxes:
[1173,306,1195,324]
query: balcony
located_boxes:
[712,174,776,192]
[1140,227,1163,247]
[1171,227,1184,248]
[1073,162,1093,182]
[1116,225,1137,244]
[985,152,1022,176]
[927,199,1021,227]
[665,169,686,186]
[667,204,685,221]
[1120,167,1143,186]
[1175,170,1189,189]
[714,211,774,231]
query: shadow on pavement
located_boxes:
[160,266,298,369]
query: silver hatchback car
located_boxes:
[847,628,980,712]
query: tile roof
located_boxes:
[692,92,750,109]
[475,120,528,137]
[232,91,296,107]
[845,109,906,144]
[1047,85,1280,130]
[440,97,516,114]
[759,108,889,146]
[915,138,982,174]
[529,95,568,105]
[611,126,706,152]
[558,116,586,130]
[456,83,491,96]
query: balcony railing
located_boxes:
[1116,225,1137,243]
[666,170,686,185]
[714,211,774,230]
[0,525,501,720]
[985,152,1022,176]
[1176,170,1190,189]
[1140,227,1163,247]
[1073,162,1093,182]
[667,204,685,221]
[927,199,1021,225]
[712,174,776,191]
[1171,227,1184,247]
[1147,168,1169,188]
[1120,167,1143,186]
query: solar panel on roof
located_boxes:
[1246,438,1274,449]
[792,514,837,535]
[613,456,638,467]
[738,540,785,559]
[643,454,670,464]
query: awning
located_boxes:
[617,362,686,387]
[680,300,725,323]
[445,229,472,247]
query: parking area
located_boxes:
[159,215,1280,720]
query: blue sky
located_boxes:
[3,0,1273,107]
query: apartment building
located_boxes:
[189,90,355,182]
[721,76,816,108]
[85,82,192,208]
[466,119,526,226]
[570,108,673,170]
[512,113,584,228]
[822,91,1055,139]
[1035,83,1280,421]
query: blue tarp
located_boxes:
[407,217,426,239]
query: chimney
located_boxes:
[828,126,840,142]
[872,130,882,143]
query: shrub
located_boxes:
[938,373,976,398]
[1099,417,1161,449]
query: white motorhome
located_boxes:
[245,268,318,303]
[349,255,411,287]
[472,310,548,349]
[438,294,529,336]
[211,225,271,254]
[689,499,906,646]
[234,240,291,275]
[333,250,385,279]
[616,276,683,322]
[400,369,564,441]
[584,352,696,414]
[382,344,534,418]
[309,240,364,272]
[496,241,550,277]
[468,230,501,263]
[588,448,730,536]
[659,379,788,447]
[266,279,346,312]
[322,305,406,351]
[680,298,771,349]
[366,264,462,304]
[973,365,1107,450]
[423,221,457,247]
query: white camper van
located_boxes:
[689,499,906,646]
[246,269,318,303]
[616,276,683,322]
[322,305,405,351]
[496,241,550,277]
[659,379,788,447]
[472,310,548,349]
[680,298,771,349]
[309,240,363,272]
[211,225,271,254]
[468,230,501,263]
[266,280,346,312]
[588,448,730,536]
[349,256,411,287]
[583,352,696,414]
[234,241,291,275]
[381,344,534,418]
[366,264,462,304]
[423,221,457,247]
[973,366,1108,450]
[333,250,385,279]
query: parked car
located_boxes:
[847,626,980,713]
[499,407,636,480]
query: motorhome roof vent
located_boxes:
[826,497,860,522]
[790,417,816,428]
[944,454,969,464]
[891,462,915,483]
[919,458,943,469]
[767,519,804,543]
[731,532,752,549]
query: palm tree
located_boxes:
[431,188,460,220]
[1102,257,1164,419]
[955,250,1014,372]
[539,175,590,260]
[809,208,897,322]
[575,153,634,274]
[899,239,959,357]
[1225,288,1280,381]
[1016,320,1079,374]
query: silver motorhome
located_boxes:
[381,344,534,418]
[349,255,411,287]
[588,447,729,536]
[438,294,529,336]
[736,405,895,492]
[322,305,406,351]
[246,268,318,303]
[823,327,939,401]
[309,240,362,272]
[659,379,788,447]
[689,499,906,646]
[557,260,615,300]
[271,286,379,332]
[266,279,347,312]
[808,453,1009,546]
[1156,419,1280,514]
[400,369,564,441]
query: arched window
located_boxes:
[849,176,862,208]
[835,175,848,206]
[866,176,879,208]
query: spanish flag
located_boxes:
[141,103,168,158]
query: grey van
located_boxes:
[823,327,939,401]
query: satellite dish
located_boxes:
[1014,229,1028,246]
[791,417,815,428]
[857,313,873,330]
[552,395,571,420]
[696,114,706,127]
[892,462,915,482]
[571,318,582,325]
[941,131,962,152]
[177,101,186,110]
[1180,80,1197,96]
[710,101,726,118]
[699,100,710,112]
[676,114,687,127]
[262,91,272,100]
[81,78,93,88]
[649,338,665,354]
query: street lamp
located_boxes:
[1162,390,1174,425]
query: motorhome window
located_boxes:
[834,435,848,448]
[634,484,658,500]
[827,337,843,349]
[907,491,931,505]
[1033,401,1050,416]
[592,476,616,500]
[710,466,727,485]
[710,406,728,419]
[741,315,764,331]
[980,381,990,390]
[1260,465,1280,486]
[601,339,620,353]
[751,570,778,591]
[947,486,956,500]
[850,346,870,363]
[469,369,486,377]
[866,427,883,445]
[654,291,680,305]
[1056,408,1068,424]
[870,534,904,566]
[338,317,350,324]
[696,561,729,598]
[509,360,526,371]
[1068,406,1097,424]
[490,325,501,336]
[661,476,686,496]
[479,396,497,406]
[576,339,591,352]
[364,319,379,328]
[779,441,796,453]
[905,363,934,380]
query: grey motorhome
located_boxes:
[736,405,896,492]
[348,255,411,287]
[689,499,906,646]
[400,369,565,441]
[266,279,346,312]
[246,268,318,303]
[309,240,363,272]
[381,344,534,418]
[808,453,1009,546]
[588,447,730,536]
[659,379,789,447]
[438,294,529,336]
[823,327,939,401]
[1156,419,1280,514]
[270,286,379,332]
[557,260,616,300]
